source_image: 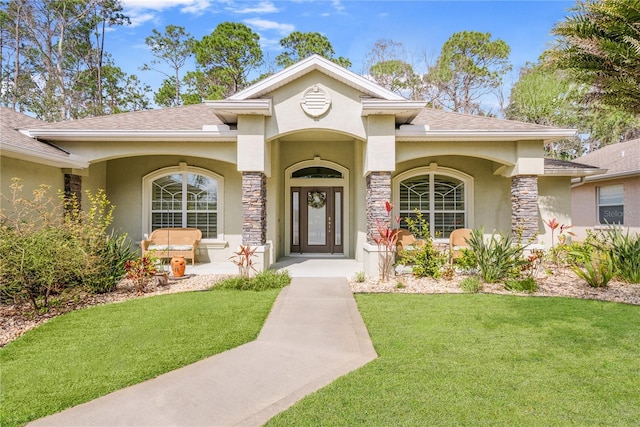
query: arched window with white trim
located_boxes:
[394,166,473,238]
[143,165,223,240]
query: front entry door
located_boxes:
[291,187,343,254]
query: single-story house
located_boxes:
[571,138,640,240]
[1,55,601,277]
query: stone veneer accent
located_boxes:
[511,175,539,242]
[242,172,267,246]
[366,171,392,244]
[64,174,82,211]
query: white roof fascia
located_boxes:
[583,169,640,182]
[229,54,405,101]
[361,99,426,114]
[205,99,272,123]
[396,129,577,144]
[24,129,238,142]
[1,144,89,168]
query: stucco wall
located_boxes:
[538,176,572,246]
[266,71,367,142]
[106,155,241,260]
[571,176,640,240]
[1,156,65,202]
[393,156,512,236]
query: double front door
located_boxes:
[291,187,343,254]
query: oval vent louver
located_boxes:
[301,85,331,117]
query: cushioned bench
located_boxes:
[141,228,202,265]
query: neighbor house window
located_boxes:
[598,184,624,225]
[395,167,472,238]
[144,166,223,239]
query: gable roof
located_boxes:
[0,107,87,168]
[574,138,640,181]
[230,54,406,101]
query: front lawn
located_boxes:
[0,289,280,427]
[267,294,640,426]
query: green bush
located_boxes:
[504,277,538,293]
[458,276,482,293]
[0,226,86,309]
[83,231,135,293]
[214,270,291,291]
[570,247,614,288]
[602,226,640,283]
[454,248,478,271]
[467,227,527,283]
[354,271,366,283]
[0,178,133,310]
[400,243,447,278]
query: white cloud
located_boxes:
[244,18,295,35]
[122,0,211,13]
[126,11,157,28]
[233,1,278,14]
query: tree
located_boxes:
[276,31,351,69]
[143,25,194,107]
[506,61,640,159]
[192,22,262,98]
[430,31,511,114]
[551,0,640,116]
[0,0,137,120]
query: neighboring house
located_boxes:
[1,55,600,277]
[571,138,640,240]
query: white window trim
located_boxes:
[142,163,224,242]
[392,164,474,242]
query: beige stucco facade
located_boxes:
[3,55,589,278]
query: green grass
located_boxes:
[267,294,640,426]
[0,289,280,427]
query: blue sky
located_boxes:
[110,0,576,100]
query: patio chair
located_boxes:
[449,228,472,261]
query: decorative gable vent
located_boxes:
[301,85,331,117]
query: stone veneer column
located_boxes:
[64,173,82,211]
[242,172,267,246]
[511,175,539,242]
[366,171,392,244]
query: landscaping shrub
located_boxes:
[0,178,133,309]
[454,248,478,272]
[601,226,640,283]
[84,231,135,293]
[458,276,482,293]
[569,245,614,288]
[399,210,447,278]
[466,227,526,283]
[0,226,86,309]
[214,270,291,291]
[504,277,538,293]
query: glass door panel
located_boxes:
[307,191,327,245]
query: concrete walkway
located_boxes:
[29,278,377,427]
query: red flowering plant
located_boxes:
[373,201,401,281]
[544,217,577,270]
[230,244,258,278]
[124,253,158,295]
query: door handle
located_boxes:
[328,216,332,233]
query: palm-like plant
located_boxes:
[551,0,640,115]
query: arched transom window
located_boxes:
[144,165,223,239]
[395,167,472,238]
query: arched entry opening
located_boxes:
[284,158,349,256]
